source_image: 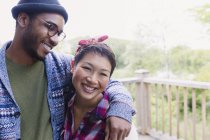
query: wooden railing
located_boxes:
[119,70,210,140]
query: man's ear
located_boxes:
[17,12,30,27]
[70,60,75,73]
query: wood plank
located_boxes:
[192,89,196,140]
[168,85,172,136]
[155,84,158,130]
[202,91,206,140]
[184,87,188,140]
[176,86,180,138]
[161,84,165,133]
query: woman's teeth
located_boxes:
[83,85,95,93]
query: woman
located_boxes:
[62,35,117,140]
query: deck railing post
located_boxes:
[135,69,151,135]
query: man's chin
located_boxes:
[36,50,51,61]
[37,57,45,61]
[32,53,46,61]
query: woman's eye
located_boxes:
[101,73,108,77]
[82,66,91,70]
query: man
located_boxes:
[0,0,135,140]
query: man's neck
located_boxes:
[6,42,37,65]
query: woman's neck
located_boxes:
[74,93,103,111]
[72,93,103,132]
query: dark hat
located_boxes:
[11,0,68,23]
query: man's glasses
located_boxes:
[37,18,66,42]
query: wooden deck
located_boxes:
[119,70,210,140]
[127,125,185,140]
[126,125,156,140]
[139,135,156,140]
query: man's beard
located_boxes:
[21,25,44,61]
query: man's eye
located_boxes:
[47,23,57,31]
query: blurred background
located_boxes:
[1,0,210,80]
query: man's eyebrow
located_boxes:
[46,20,58,28]
[46,20,64,33]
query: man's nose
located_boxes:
[49,34,59,46]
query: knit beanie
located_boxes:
[11,0,68,23]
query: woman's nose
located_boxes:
[87,74,98,84]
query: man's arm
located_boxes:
[106,79,135,122]
[105,79,136,140]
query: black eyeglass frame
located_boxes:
[38,18,66,41]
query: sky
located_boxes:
[0,0,210,49]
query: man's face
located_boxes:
[21,13,65,61]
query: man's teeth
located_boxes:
[43,43,51,51]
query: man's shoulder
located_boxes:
[44,52,72,86]
[45,52,73,65]
[0,41,10,54]
[47,52,72,61]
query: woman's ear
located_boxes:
[70,60,75,73]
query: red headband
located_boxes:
[75,35,108,55]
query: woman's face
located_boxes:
[71,52,112,103]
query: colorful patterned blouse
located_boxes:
[62,91,109,140]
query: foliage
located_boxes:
[195,63,210,82]
[105,38,130,69]
[193,4,210,34]
[169,46,210,79]
[108,40,164,78]
[193,4,210,24]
